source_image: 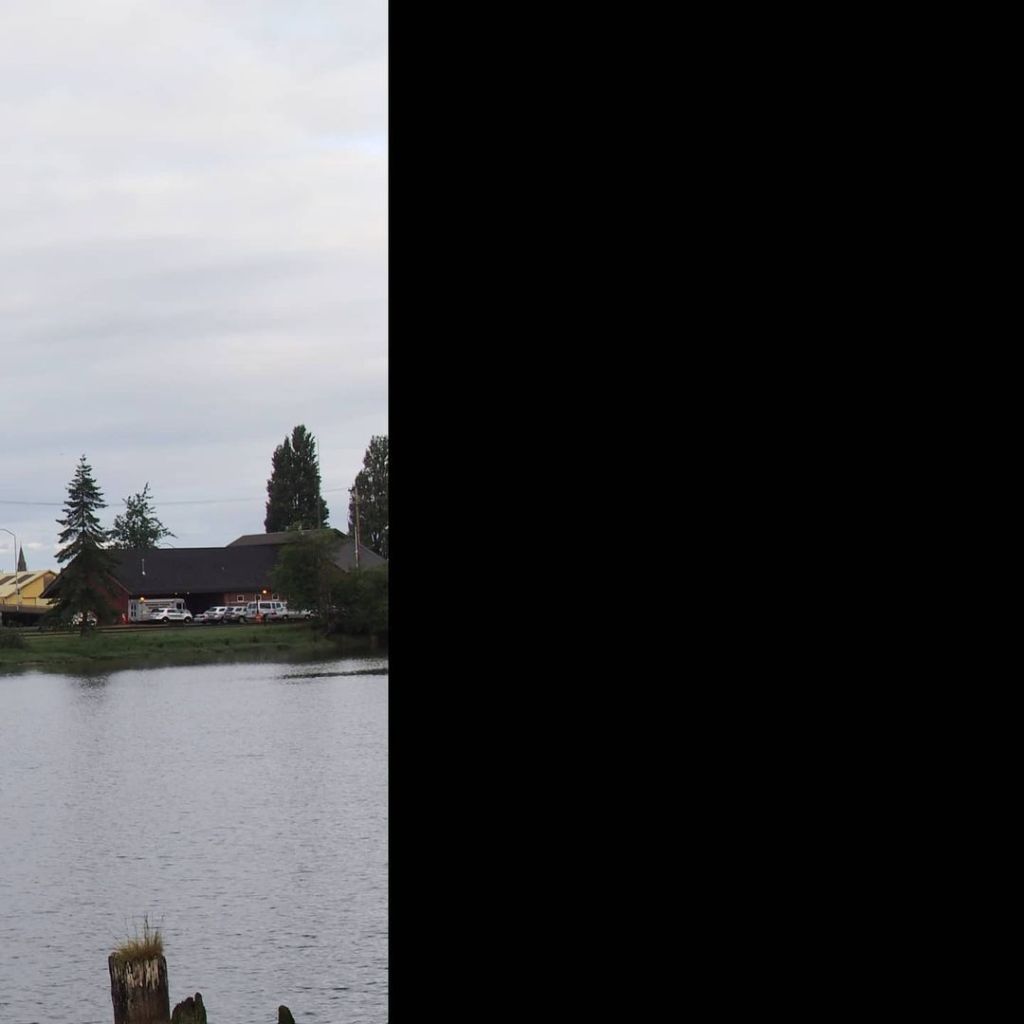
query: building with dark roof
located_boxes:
[43,546,286,617]
[41,534,387,618]
[110,546,284,603]
[226,529,343,547]
[227,531,386,569]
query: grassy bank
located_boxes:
[0,622,384,673]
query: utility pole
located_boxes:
[0,528,19,606]
[353,487,361,569]
[316,435,322,530]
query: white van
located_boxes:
[244,600,289,622]
[128,597,189,623]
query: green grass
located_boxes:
[0,621,380,672]
[111,916,164,964]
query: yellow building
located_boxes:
[0,570,57,622]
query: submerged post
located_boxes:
[108,953,170,1024]
[170,992,207,1023]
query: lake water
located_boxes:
[0,657,388,1023]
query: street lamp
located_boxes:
[0,528,20,606]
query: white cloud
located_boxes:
[0,0,387,558]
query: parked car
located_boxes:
[244,600,290,622]
[71,611,98,626]
[149,608,193,624]
[223,605,249,623]
[195,606,227,624]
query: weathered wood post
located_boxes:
[170,992,207,1023]
[108,952,170,1024]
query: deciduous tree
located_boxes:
[348,435,388,560]
[269,533,388,635]
[331,566,388,636]
[269,530,340,617]
[264,425,330,532]
[110,482,175,549]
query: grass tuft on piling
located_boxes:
[111,916,164,964]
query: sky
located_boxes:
[0,0,387,570]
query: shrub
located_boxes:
[0,630,26,650]
[329,567,388,635]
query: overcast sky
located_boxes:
[0,0,387,569]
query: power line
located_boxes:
[0,486,354,509]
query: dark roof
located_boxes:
[108,547,286,595]
[35,547,286,600]
[331,539,386,570]
[42,538,385,601]
[227,529,345,547]
[228,530,385,569]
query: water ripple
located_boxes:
[0,657,388,1022]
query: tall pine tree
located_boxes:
[349,435,388,559]
[53,456,120,631]
[264,425,330,532]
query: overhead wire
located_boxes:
[0,486,355,508]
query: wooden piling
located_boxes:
[108,953,170,1024]
[170,992,207,1023]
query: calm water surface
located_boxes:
[0,658,388,1023]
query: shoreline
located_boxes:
[0,622,386,675]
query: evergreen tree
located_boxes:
[110,483,175,549]
[349,435,388,560]
[17,546,26,571]
[53,456,120,632]
[264,425,329,532]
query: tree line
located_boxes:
[49,428,388,633]
[263,426,388,561]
